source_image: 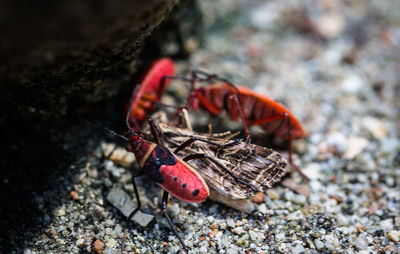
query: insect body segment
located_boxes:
[128,58,175,126]
[159,157,209,203]
[126,134,209,202]
[197,83,305,139]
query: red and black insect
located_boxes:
[105,96,257,252]
[161,70,307,178]
[126,58,175,130]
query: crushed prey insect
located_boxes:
[149,111,288,212]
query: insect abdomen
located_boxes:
[159,156,209,203]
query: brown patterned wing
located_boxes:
[156,122,287,200]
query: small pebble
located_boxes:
[380,219,394,231]
[344,136,368,159]
[248,230,257,241]
[76,238,85,247]
[232,226,245,235]
[336,214,349,226]
[257,203,268,214]
[93,239,105,254]
[341,74,364,94]
[103,247,114,254]
[227,218,236,228]
[292,243,306,254]
[387,230,400,242]
[292,194,306,205]
[106,238,117,248]
[362,117,387,139]
[354,237,368,250]
[275,232,285,242]
[70,191,79,200]
[23,249,32,254]
[53,207,66,217]
[266,189,279,200]
[314,239,324,250]
[252,192,264,204]
[326,132,348,154]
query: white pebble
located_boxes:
[76,238,85,247]
[106,238,117,248]
[227,218,236,228]
[53,206,66,217]
[287,211,303,221]
[292,244,306,254]
[249,230,258,241]
[103,247,114,254]
[232,226,245,235]
[196,218,204,226]
[314,239,324,250]
[341,74,364,94]
[326,132,348,154]
[227,247,240,254]
[23,249,32,254]
[344,136,368,159]
[257,203,268,214]
[362,117,387,139]
[354,237,368,250]
[199,246,208,252]
[249,2,279,30]
[275,232,285,242]
[293,194,306,205]
[336,214,349,226]
[387,230,400,242]
[380,219,394,231]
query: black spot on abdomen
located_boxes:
[192,189,199,196]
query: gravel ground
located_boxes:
[20,0,400,253]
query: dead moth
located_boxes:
[147,111,287,212]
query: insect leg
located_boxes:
[228,93,252,143]
[250,113,309,181]
[152,101,182,110]
[99,144,118,169]
[191,70,240,93]
[160,190,189,253]
[174,137,240,155]
[147,118,161,145]
[247,113,287,126]
[160,75,193,87]
[127,171,144,220]
[183,153,260,192]
[159,74,199,123]
[285,117,309,181]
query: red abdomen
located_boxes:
[128,58,175,124]
[159,156,209,203]
[198,83,305,140]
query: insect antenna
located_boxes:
[126,92,141,136]
[103,126,129,142]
